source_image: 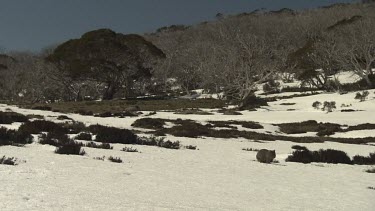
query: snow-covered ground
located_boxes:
[1,89,375,210]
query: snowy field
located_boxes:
[1,90,375,210]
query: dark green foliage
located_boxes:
[55,143,86,155]
[355,91,369,102]
[185,145,197,150]
[32,106,52,111]
[208,121,263,129]
[136,136,180,149]
[19,120,68,134]
[291,145,308,151]
[89,125,138,144]
[286,148,352,164]
[122,147,139,152]
[85,141,113,150]
[39,132,74,147]
[352,153,375,165]
[47,29,165,100]
[75,132,92,141]
[131,118,165,129]
[344,123,375,131]
[108,156,122,163]
[0,111,29,124]
[0,156,18,165]
[57,115,72,120]
[0,127,33,146]
[277,120,341,135]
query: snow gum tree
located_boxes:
[47,29,165,100]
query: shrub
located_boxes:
[90,125,138,144]
[137,136,181,149]
[94,156,105,161]
[75,109,94,116]
[286,148,352,164]
[0,127,33,146]
[131,118,165,129]
[322,101,336,112]
[185,145,197,150]
[365,168,375,173]
[242,148,260,152]
[291,145,308,151]
[85,142,113,150]
[32,106,52,111]
[39,132,74,147]
[19,120,68,134]
[0,111,29,124]
[95,112,112,118]
[0,156,18,165]
[108,156,122,163]
[355,91,369,102]
[62,121,87,134]
[312,101,322,110]
[122,147,139,152]
[57,115,72,120]
[76,133,92,141]
[55,141,86,155]
[352,153,375,165]
[263,80,281,94]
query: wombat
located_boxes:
[256,149,276,163]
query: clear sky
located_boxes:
[0,0,354,52]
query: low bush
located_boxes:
[322,101,336,113]
[174,108,213,115]
[131,118,165,129]
[108,156,122,163]
[90,125,138,144]
[242,148,260,152]
[55,141,86,155]
[75,133,92,141]
[32,106,52,111]
[280,103,296,106]
[291,145,308,151]
[85,142,113,150]
[75,109,94,116]
[263,80,281,94]
[355,91,369,102]
[277,121,341,135]
[0,111,29,124]
[39,132,74,147]
[365,168,375,173]
[19,120,68,134]
[0,156,18,165]
[0,127,33,146]
[352,153,375,165]
[122,147,139,152]
[312,101,322,110]
[57,115,72,120]
[185,145,197,150]
[137,136,181,149]
[94,156,105,161]
[95,112,112,118]
[344,124,375,132]
[286,148,352,164]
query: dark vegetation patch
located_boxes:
[0,111,29,124]
[57,115,73,120]
[75,132,92,141]
[0,127,33,146]
[0,156,18,165]
[185,145,197,150]
[341,109,356,112]
[208,121,264,130]
[85,141,113,150]
[19,120,68,134]
[280,103,296,106]
[108,156,123,163]
[131,118,165,129]
[21,99,226,114]
[174,108,213,115]
[26,114,44,119]
[31,106,52,111]
[276,120,341,136]
[218,109,243,115]
[94,156,105,161]
[286,148,352,164]
[365,168,375,173]
[89,125,138,144]
[291,145,308,151]
[122,146,139,152]
[136,136,181,149]
[343,124,375,132]
[352,153,375,165]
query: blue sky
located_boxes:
[0,0,354,52]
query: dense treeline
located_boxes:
[0,2,374,105]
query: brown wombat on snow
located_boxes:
[256,149,276,163]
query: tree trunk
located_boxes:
[363,75,373,88]
[103,83,116,100]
